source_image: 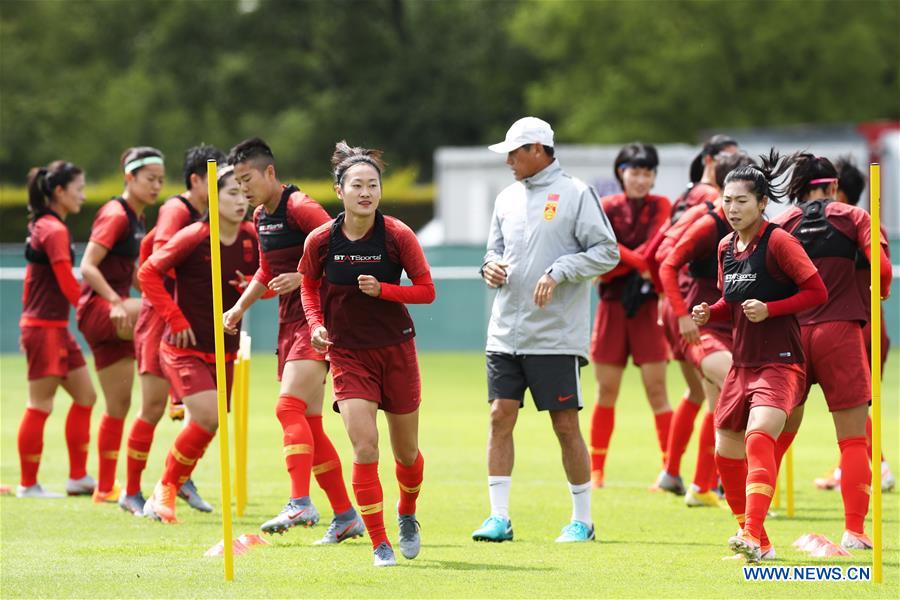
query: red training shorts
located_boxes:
[329,338,421,415]
[277,318,326,380]
[76,295,134,369]
[159,344,233,404]
[715,363,806,432]
[862,317,890,372]
[800,321,870,412]
[660,298,686,362]
[134,301,166,377]
[21,326,87,381]
[591,298,670,366]
[684,329,733,373]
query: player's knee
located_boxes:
[76,389,98,408]
[275,395,305,425]
[352,440,379,464]
[28,397,54,414]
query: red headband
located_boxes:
[809,177,838,185]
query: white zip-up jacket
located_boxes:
[483,160,619,359]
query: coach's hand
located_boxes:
[109,299,133,331]
[678,314,701,345]
[482,261,508,288]
[311,326,333,353]
[741,299,769,323]
[268,272,301,295]
[533,273,558,308]
[692,302,710,326]
[169,327,197,349]
[358,275,382,297]
[223,305,244,335]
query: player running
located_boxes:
[772,153,892,549]
[300,141,435,567]
[223,138,362,543]
[17,161,97,498]
[590,142,672,488]
[692,151,827,563]
[121,145,224,516]
[78,147,163,504]
[139,165,257,522]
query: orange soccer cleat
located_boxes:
[92,480,121,504]
[144,481,178,523]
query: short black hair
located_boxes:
[613,142,658,186]
[834,155,865,206]
[227,137,275,170]
[521,143,555,158]
[183,144,226,189]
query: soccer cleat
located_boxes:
[881,461,895,492]
[372,541,397,567]
[92,480,121,504]
[314,513,366,545]
[65,475,96,496]
[655,470,686,496]
[841,530,873,550]
[118,490,147,516]
[472,515,513,542]
[728,532,762,563]
[685,486,721,508]
[178,479,212,513]
[143,481,178,523]
[760,542,776,560]
[555,520,595,543]
[168,395,185,421]
[398,514,421,559]
[260,497,320,534]
[814,466,841,490]
[16,484,64,499]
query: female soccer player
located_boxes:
[17,161,97,498]
[692,152,827,562]
[223,138,362,544]
[772,154,892,549]
[655,151,755,506]
[300,141,436,567]
[78,146,163,504]
[121,145,224,515]
[139,165,257,522]
[589,143,672,488]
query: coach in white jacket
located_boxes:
[472,117,619,545]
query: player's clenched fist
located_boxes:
[691,302,710,327]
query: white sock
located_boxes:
[488,476,511,519]
[569,481,592,526]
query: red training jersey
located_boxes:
[21,212,80,327]
[598,193,671,300]
[253,185,331,324]
[300,212,435,349]
[138,221,260,358]
[78,197,145,304]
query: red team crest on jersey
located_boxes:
[544,194,560,221]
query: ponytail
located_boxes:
[723,148,790,203]
[786,152,838,202]
[26,160,83,220]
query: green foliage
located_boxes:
[1,353,898,597]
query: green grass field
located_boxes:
[1,352,898,598]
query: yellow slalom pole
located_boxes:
[785,444,794,518]
[869,163,882,584]
[239,334,251,511]
[208,160,235,581]
[232,350,245,516]
[772,476,781,510]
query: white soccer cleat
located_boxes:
[16,484,64,499]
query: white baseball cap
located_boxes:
[488,117,555,153]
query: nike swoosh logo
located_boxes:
[558,394,574,402]
[336,523,355,539]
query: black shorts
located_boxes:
[486,352,585,411]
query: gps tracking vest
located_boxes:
[109,197,145,258]
[792,200,856,260]
[688,202,729,279]
[324,211,414,349]
[24,211,74,265]
[256,185,309,253]
[723,223,803,366]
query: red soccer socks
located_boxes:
[97,414,124,493]
[838,436,870,535]
[590,405,615,481]
[276,394,314,499]
[665,396,701,477]
[65,403,92,480]
[307,415,352,514]
[396,451,425,515]
[160,421,214,488]
[125,417,156,495]
[353,462,388,549]
[18,407,50,487]
[654,411,673,465]
[693,412,717,492]
[743,431,777,542]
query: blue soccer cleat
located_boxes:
[372,542,397,567]
[555,520,595,543]
[472,515,513,542]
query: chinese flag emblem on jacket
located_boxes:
[544,193,560,221]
